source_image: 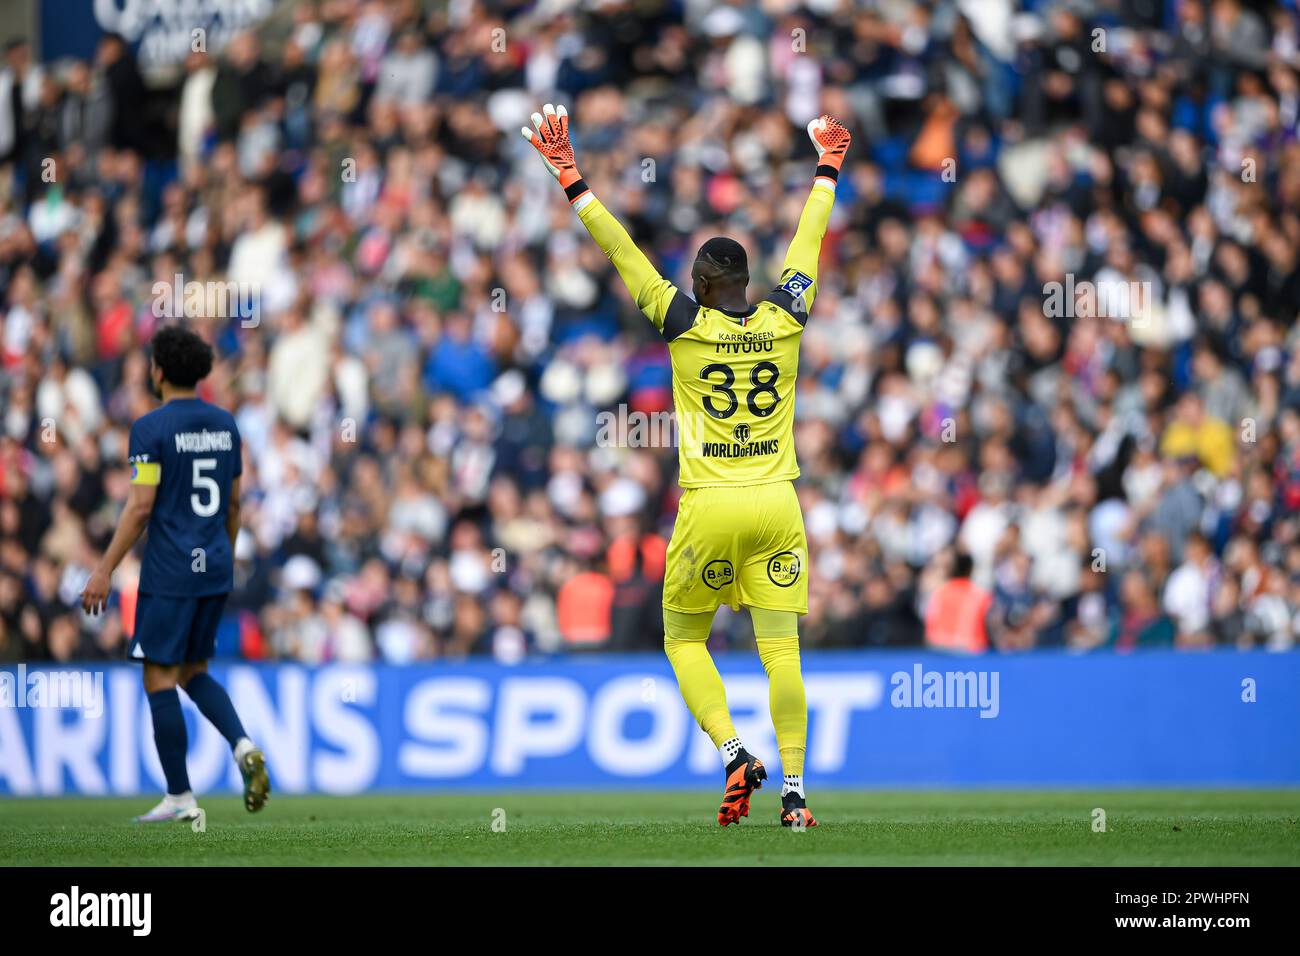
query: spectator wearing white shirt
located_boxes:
[1163,533,1218,647]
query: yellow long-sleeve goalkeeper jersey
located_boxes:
[575,181,836,489]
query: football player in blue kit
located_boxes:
[81,325,270,823]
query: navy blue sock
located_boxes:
[183,672,247,749]
[147,688,190,796]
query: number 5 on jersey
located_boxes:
[191,458,220,517]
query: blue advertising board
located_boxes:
[1,651,1297,796]
[40,0,280,69]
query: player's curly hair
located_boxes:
[150,325,213,388]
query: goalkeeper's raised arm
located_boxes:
[521,103,687,336]
[775,115,852,318]
[523,104,851,330]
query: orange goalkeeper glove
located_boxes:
[806,114,851,184]
[521,103,591,206]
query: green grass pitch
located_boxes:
[3,790,1297,866]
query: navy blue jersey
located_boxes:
[127,398,242,597]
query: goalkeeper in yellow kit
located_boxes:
[523,103,850,828]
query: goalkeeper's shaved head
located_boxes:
[696,237,748,278]
[692,236,750,309]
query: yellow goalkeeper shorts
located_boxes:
[662,479,808,616]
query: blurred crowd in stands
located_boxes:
[2,0,1299,663]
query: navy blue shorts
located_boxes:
[129,593,228,665]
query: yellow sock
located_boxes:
[663,608,737,749]
[752,609,806,779]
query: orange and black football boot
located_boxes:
[718,750,767,826]
[779,791,818,828]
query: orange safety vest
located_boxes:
[924,578,992,653]
[556,571,615,646]
[121,581,139,637]
[606,533,668,584]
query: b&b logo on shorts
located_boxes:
[766,551,801,587]
[702,560,735,589]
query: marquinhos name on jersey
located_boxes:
[172,429,235,453]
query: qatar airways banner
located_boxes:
[41,0,281,70]
[1,652,1298,796]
